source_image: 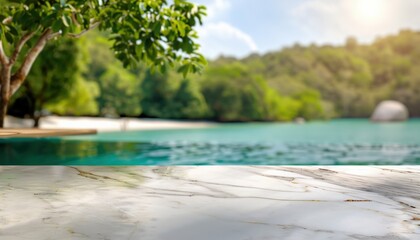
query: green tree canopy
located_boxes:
[0,0,207,127]
[201,62,303,122]
[140,69,210,119]
[81,31,145,117]
[9,39,82,126]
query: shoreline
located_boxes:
[5,116,216,132]
[5,116,420,133]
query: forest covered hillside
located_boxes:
[208,29,420,120]
[9,30,420,122]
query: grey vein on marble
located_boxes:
[0,166,419,240]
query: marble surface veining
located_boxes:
[0,166,419,240]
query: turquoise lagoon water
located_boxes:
[1,119,420,165]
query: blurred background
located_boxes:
[8,0,420,125]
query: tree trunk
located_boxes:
[0,29,52,128]
[33,115,41,128]
[32,101,40,128]
[0,66,12,128]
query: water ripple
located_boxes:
[1,139,419,165]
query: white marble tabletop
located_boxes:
[0,166,419,240]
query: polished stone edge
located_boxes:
[0,166,419,240]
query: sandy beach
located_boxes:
[4,116,215,132]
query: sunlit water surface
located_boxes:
[1,119,420,165]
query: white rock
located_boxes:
[371,100,409,122]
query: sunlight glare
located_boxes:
[354,0,386,24]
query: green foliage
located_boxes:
[200,30,420,120]
[264,88,300,121]
[26,39,78,102]
[167,79,210,119]
[96,64,142,116]
[293,90,325,120]
[140,70,209,119]
[200,63,302,121]
[9,15,420,122]
[140,70,178,118]
[201,63,256,121]
[0,0,207,75]
[78,32,145,117]
[8,38,90,121]
[45,76,99,115]
[0,0,207,127]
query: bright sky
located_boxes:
[193,0,420,59]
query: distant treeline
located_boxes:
[9,30,420,122]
